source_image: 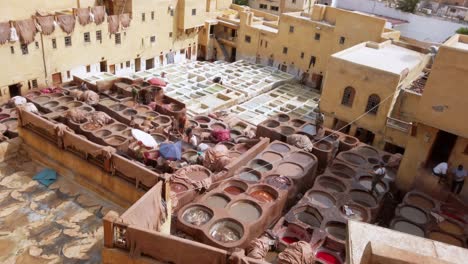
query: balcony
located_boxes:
[386,117,412,133]
[216,33,237,47]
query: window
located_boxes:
[115,33,121,44]
[84,32,90,43]
[365,94,380,115]
[65,36,72,47]
[169,32,173,38]
[245,35,251,43]
[151,11,155,20]
[142,13,146,22]
[271,6,279,11]
[265,41,268,48]
[35,42,39,49]
[10,46,14,54]
[192,9,197,16]
[260,4,267,9]
[300,52,304,59]
[260,40,263,46]
[170,9,174,16]
[339,36,346,44]
[289,26,294,33]
[31,79,38,88]
[292,0,296,3]
[150,36,156,43]
[52,39,57,49]
[126,61,130,67]
[120,63,123,68]
[67,71,71,79]
[224,27,228,33]
[315,33,321,40]
[341,86,355,107]
[283,47,288,54]
[86,65,91,73]
[96,30,102,42]
[21,44,28,55]
[309,56,316,67]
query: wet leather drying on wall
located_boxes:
[36,16,55,35]
[92,6,106,25]
[120,13,131,28]
[0,22,10,44]
[203,144,232,172]
[15,19,37,44]
[107,15,119,34]
[287,134,313,152]
[57,15,75,34]
[76,8,91,26]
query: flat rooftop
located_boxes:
[444,34,468,51]
[334,41,427,74]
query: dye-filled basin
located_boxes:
[316,176,346,193]
[261,151,283,163]
[367,157,380,165]
[438,220,464,235]
[2,118,18,132]
[182,205,213,226]
[248,159,273,172]
[349,190,377,208]
[155,115,171,125]
[276,114,290,122]
[340,204,368,221]
[406,193,435,210]
[359,176,386,193]
[325,222,347,241]
[280,224,312,244]
[289,151,316,165]
[355,146,379,158]
[218,141,235,150]
[205,194,230,209]
[399,206,428,225]
[428,232,463,247]
[123,109,138,116]
[238,168,261,182]
[302,124,316,135]
[109,104,127,111]
[291,119,306,128]
[34,95,51,104]
[188,168,210,181]
[194,115,211,124]
[66,101,83,108]
[269,143,290,153]
[277,162,304,178]
[265,175,292,190]
[314,141,332,151]
[82,122,102,131]
[228,200,261,222]
[95,129,112,138]
[223,181,248,196]
[104,135,127,146]
[151,133,167,144]
[393,220,425,237]
[249,185,278,203]
[307,191,336,208]
[279,126,295,136]
[57,96,74,103]
[329,163,356,179]
[43,101,59,108]
[339,152,366,166]
[182,150,198,164]
[109,123,127,132]
[230,129,242,139]
[54,106,69,112]
[294,206,323,228]
[120,129,132,137]
[211,122,227,130]
[232,122,247,131]
[210,219,244,243]
[80,106,94,112]
[316,250,342,264]
[171,182,188,194]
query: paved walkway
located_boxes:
[0,147,122,264]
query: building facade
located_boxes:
[248,0,314,15]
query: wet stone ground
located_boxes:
[0,148,122,263]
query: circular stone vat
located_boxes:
[66,101,83,108]
[120,129,132,137]
[210,219,244,243]
[155,115,171,125]
[265,120,280,128]
[276,114,290,122]
[110,104,127,111]
[399,206,428,225]
[281,224,312,244]
[229,151,242,159]
[330,163,356,179]
[265,175,292,190]
[439,220,464,235]
[340,152,366,166]
[302,124,316,135]
[2,118,18,132]
[307,190,336,208]
[54,106,69,112]
[104,135,127,146]
[135,105,151,113]
[393,220,425,237]
[57,96,74,103]
[261,151,283,163]
[239,168,261,182]
[291,119,306,127]
[151,133,167,144]
[248,159,273,172]
[223,181,248,196]
[182,205,213,226]
[343,136,358,145]
[406,193,435,210]
[188,168,210,181]
[82,122,102,131]
[314,141,332,151]
[316,251,342,264]
[123,109,138,116]
[182,150,198,163]
[171,182,188,194]
[340,204,368,221]
[95,129,112,138]
[218,141,235,150]
[109,123,127,132]
[277,162,304,178]
[270,142,290,153]
[317,176,346,193]
[205,194,230,209]
[368,157,380,164]
[228,200,261,222]
[355,146,379,158]
[145,111,159,118]
[279,126,295,136]
[211,122,227,130]
[43,101,59,108]
[290,151,316,165]
[230,129,242,139]
[429,232,463,247]
[294,207,323,228]
[349,190,377,208]
[325,222,347,241]
[0,114,10,121]
[359,175,386,193]
[34,95,51,104]
[189,120,199,128]
[194,115,211,124]
[249,185,278,203]
[80,106,94,112]
[382,154,391,164]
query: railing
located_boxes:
[386,117,412,133]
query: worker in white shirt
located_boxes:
[371,162,386,194]
[433,162,448,184]
[451,164,466,194]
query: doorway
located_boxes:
[52,73,62,85]
[8,83,21,97]
[333,119,351,134]
[231,48,237,62]
[109,64,115,74]
[427,130,457,168]
[311,73,323,90]
[384,142,405,154]
[187,46,192,60]
[146,58,154,70]
[100,60,107,72]
[355,127,375,145]
[135,58,141,72]
[159,55,164,65]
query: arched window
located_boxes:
[341,86,355,107]
[365,94,380,115]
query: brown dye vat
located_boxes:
[43,101,59,108]
[248,159,273,172]
[135,105,151,113]
[359,176,385,193]
[325,222,347,241]
[0,114,10,121]
[210,220,243,243]
[54,106,69,112]
[100,98,117,106]
[171,183,188,193]
[279,126,295,136]
[218,141,235,150]
[188,169,210,181]
[104,135,126,146]
[80,106,94,112]
[228,201,261,222]
[277,114,290,122]
[182,150,198,164]
[145,111,159,118]
[82,122,102,131]
[355,146,379,158]
[277,162,304,178]
[367,157,380,164]
[50,93,63,97]
[155,116,171,125]
[261,151,283,163]
[223,181,248,195]
[230,129,242,139]
[315,141,332,151]
[265,120,280,128]
[95,129,112,138]
[349,190,377,208]
[151,133,167,144]
[2,118,18,132]
[189,120,199,127]
[120,129,132,137]
[330,163,355,179]
[307,191,335,208]
[295,207,322,228]
[290,151,315,164]
[393,220,425,237]
[249,185,278,203]
[270,142,290,153]
[340,205,368,221]
[234,143,249,154]
[343,136,358,145]
[291,119,306,127]
[205,194,230,208]
[265,175,292,190]
[35,95,51,104]
[123,100,136,107]
[239,169,261,182]
[182,206,213,226]
[340,152,366,166]
[195,116,211,124]
[25,91,41,99]
[66,101,83,108]
[228,151,242,159]
[317,176,346,192]
[399,206,427,224]
[439,221,464,235]
[110,104,127,111]
[429,232,463,247]
[123,109,138,116]
[109,123,127,132]
[57,96,74,103]
[406,194,435,210]
[224,186,244,195]
[211,122,227,130]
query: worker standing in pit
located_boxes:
[371,162,386,194]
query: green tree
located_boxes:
[397,0,420,13]
[234,0,249,6]
[456,27,468,35]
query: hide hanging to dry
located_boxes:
[120,13,131,28]
[36,16,55,35]
[57,14,76,34]
[0,22,10,44]
[92,6,106,25]
[108,15,119,34]
[15,19,37,44]
[76,8,91,26]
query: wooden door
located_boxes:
[52,73,62,85]
[109,64,115,74]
